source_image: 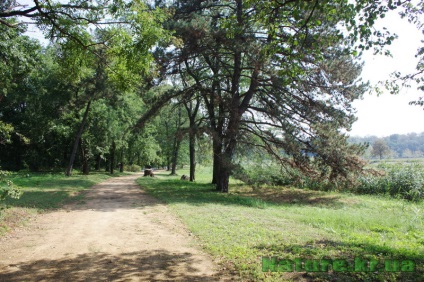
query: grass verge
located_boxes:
[0,171,128,236]
[137,167,424,281]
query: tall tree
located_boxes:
[0,23,43,170]
[372,139,390,159]
[138,0,402,192]
[61,1,169,175]
[183,95,202,181]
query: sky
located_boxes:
[19,1,424,137]
[349,11,424,137]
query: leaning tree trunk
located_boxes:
[214,107,242,192]
[65,100,92,176]
[215,150,230,193]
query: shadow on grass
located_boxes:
[4,172,133,211]
[4,191,83,210]
[13,178,104,190]
[0,250,218,281]
[255,240,423,282]
[138,172,347,209]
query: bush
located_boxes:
[356,163,424,201]
[0,170,22,210]
[125,164,141,172]
[232,161,297,186]
[234,158,424,201]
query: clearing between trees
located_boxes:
[0,173,227,281]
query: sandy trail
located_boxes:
[0,173,224,281]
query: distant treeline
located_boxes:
[350,132,424,158]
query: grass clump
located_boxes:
[138,167,424,281]
[356,162,424,201]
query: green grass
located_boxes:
[0,171,129,236]
[5,171,125,210]
[137,167,424,281]
[368,158,424,166]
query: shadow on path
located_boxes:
[0,250,219,281]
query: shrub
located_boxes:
[232,161,294,186]
[125,164,142,172]
[0,170,22,210]
[356,163,424,201]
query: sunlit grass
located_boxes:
[5,171,122,210]
[138,167,424,281]
[0,171,128,236]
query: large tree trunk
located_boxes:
[65,100,92,176]
[216,162,230,193]
[215,142,238,193]
[213,104,242,192]
[212,136,222,186]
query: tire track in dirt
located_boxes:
[0,173,226,281]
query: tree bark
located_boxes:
[110,140,116,174]
[189,129,196,181]
[212,137,221,186]
[217,162,230,193]
[65,99,92,176]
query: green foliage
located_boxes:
[233,140,366,192]
[125,164,141,172]
[0,121,13,145]
[356,163,424,201]
[371,138,391,159]
[233,162,293,187]
[0,169,22,210]
[0,24,42,97]
[233,160,353,192]
[235,157,424,201]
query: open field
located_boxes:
[367,158,424,166]
[138,167,424,281]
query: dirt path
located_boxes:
[0,173,226,281]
